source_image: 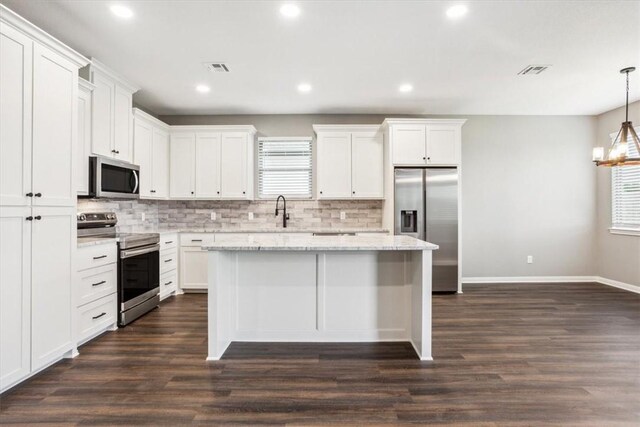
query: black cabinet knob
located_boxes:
[242,191,246,194]
[34,215,42,220]
[217,191,220,194]
[25,192,33,197]
[26,216,33,221]
[191,191,194,195]
[422,157,426,160]
[320,191,323,194]
[34,193,42,197]
[352,191,355,194]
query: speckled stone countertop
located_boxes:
[202,234,437,251]
[77,237,118,248]
[154,228,390,235]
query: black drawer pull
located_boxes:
[164,281,173,286]
[164,241,173,244]
[93,255,107,260]
[92,280,106,287]
[92,312,106,320]
[191,239,202,242]
[164,258,173,263]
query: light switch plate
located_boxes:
[211,212,217,221]
[340,211,346,220]
[248,212,254,220]
[141,212,145,221]
[527,255,533,264]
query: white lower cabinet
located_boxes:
[179,233,210,291]
[75,242,118,346]
[159,233,178,300]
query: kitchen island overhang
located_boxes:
[204,235,438,361]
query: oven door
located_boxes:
[118,244,160,311]
[89,156,140,199]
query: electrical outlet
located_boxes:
[527,255,533,264]
[248,212,254,220]
[340,211,346,220]
[210,212,217,221]
[141,212,145,221]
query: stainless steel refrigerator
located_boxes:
[394,168,459,293]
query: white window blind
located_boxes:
[612,129,640,230]
[258,137,312,198]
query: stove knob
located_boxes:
[78,214,86,221]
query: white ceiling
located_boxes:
[2,0,639,116]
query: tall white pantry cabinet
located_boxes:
[0,6,89,393]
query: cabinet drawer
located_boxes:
[77,243,117,271]
[160,249,177,274]
[160,233,178,251]
[180,233,211,247]
[78,293,117,343]
[160,270,178,299]
[78,264,117,307]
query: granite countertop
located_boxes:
[154,228,390,235]
[77,236,118,248]
[202,234,438,251]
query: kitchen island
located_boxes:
[204,235,438,361]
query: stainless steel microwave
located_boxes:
[85,156,140,199]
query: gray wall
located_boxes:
[595,101,640,288]
[161,113,601,280]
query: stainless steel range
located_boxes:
[78,212,160,326]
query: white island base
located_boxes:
[205,235,438,361]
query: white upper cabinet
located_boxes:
[76,79,94,195]
[314,125,384,200]
[80,58,139,163]
[317,132,352,199]
[0,22,32,207]
[133,109,170,199]
[169,133,196,198]
[385,119,466,166]
[195,132,221,199]
[351,131,384,198]
[170,126,256,200]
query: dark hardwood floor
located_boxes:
[1,283,639,425]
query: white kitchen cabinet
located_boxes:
[0,206,31,390]
[180,246,209,291]
[317,132,352,199]
[195,132,221,199]
[220,132,249,199]
[80,58,139,163]
[31,207,75,371]
[169,133,196,198]
[160,232,179,300]
[133,109,170,199]
[351,132,384,198]
[76,79,94,195]
[170,126,256,200]
[385,119,465,166]
[314,125,383,200]
[0,22,32,207]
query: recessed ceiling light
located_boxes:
[195,84,210,94]
[399,84,413,93]
[110,4,134,19]
[280,3,301,18]
[297,83,312,93]
[446,4,468,19]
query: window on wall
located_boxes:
[611,129,640,233]
[258,137,312,198]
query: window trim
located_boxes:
[257,136,313,200]
[609,127,640,236]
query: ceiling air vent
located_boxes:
[518,65,550,75]
[204,62,230,73]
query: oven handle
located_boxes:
[120,243,160,259]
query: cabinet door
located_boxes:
[113,85,133,162]
[32,43,77,207]
[0,207,31,391]
[152,128,169,198]
[317,132,352,199]
[0,23,32,206]
[391,124,426,165]
[133,118,153,198]
[426,125,460,165]
[179,247,208,290]
[220,132,247,199]
[351,132,383,198]
[195,132,221,199]
[169,133,196,198]
[90,72,114,157]
[31,206,74,371]
[76,83,92,195]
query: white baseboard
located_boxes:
[462,276,639,294]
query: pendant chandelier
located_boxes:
[593,67,640,167]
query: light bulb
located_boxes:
[592,147,604,161]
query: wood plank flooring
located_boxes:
[1,282,639,425]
